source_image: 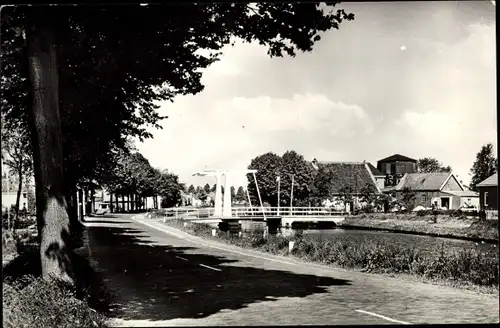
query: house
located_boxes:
[367,162,385,190]
[385,172,478,210]
[477,173,498,212]
[313,161,382,212]
[377,154,417,187]
[1,190,29,212]
[1,161,32,212]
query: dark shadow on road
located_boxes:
[86,218,352,321]
[84,220,131,225]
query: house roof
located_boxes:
[367,162,384,176]
[477,173,498,187]
[442,190,479,198]
[378,154,417,163]
[395,172,455,191]
[316,161,380,194]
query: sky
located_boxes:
[135,1,497,189]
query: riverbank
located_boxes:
[159,217,499,295]
[340,213,499,243]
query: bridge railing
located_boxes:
[163,206,346,219]
[231,207,346,217]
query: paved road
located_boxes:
[82,214,499,326]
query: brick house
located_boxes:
[477,173,498,211]
[384,172,478,210]
[312,161,382,212]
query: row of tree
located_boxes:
[1,3,354,283]
[103,149,184,210]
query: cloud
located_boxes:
[136,2,496,188]
[137,94,372,187]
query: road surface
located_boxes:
[82,214,499,326]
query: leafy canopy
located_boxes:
[1,3,354,189]
[469,143,497,191]
[417,157,452,173]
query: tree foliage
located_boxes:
[1,114,33,222]
[235,186,246,202]
[247,152,283,205]
[400,187,416,211]
[104,150,183,207]
[469,143,497,191]
[1,2,354,283]
[247,150,314,206]
[417,157,452,173]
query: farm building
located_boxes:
[384,172,478,210]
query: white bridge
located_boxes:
[182,168,345,229]
[164,206,346,225]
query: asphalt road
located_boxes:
[82,214,499,326]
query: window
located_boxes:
[484,192,489,206]
[22,193,27,199]
[422,194,427,203]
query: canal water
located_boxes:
[301,229,498,254]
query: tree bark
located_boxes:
[110,193,114,213]
[26,16,74,284]
[14,162,24,231]
[91,189,95,214]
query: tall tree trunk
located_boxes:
[14,162,24,231]
[121,195,125,213]
[26,17,73,284]
[131,194,135,212]
[91,189,95,214]
[110,193,114,213]
[64,181,83,249]
[77,188,84,221]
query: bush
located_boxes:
[2,230,17,258]
[3,275,108,328]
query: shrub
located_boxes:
[2,275,108,328]
[2,230,17,258]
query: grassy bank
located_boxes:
[341,213,499,242]
[161,218,499,294]
[3,275,108,328]
[2,225,110,328]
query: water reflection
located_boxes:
[302,229,498,254]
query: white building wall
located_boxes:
[2,191,29,210]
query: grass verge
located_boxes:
[2,223,111,328]
[3,275,108,328]
[160,218,499,295]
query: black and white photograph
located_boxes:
[1,1,498,326]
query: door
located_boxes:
[441,197,450,209]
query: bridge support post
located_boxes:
[214,173,223,217]
[222,172,232,217]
